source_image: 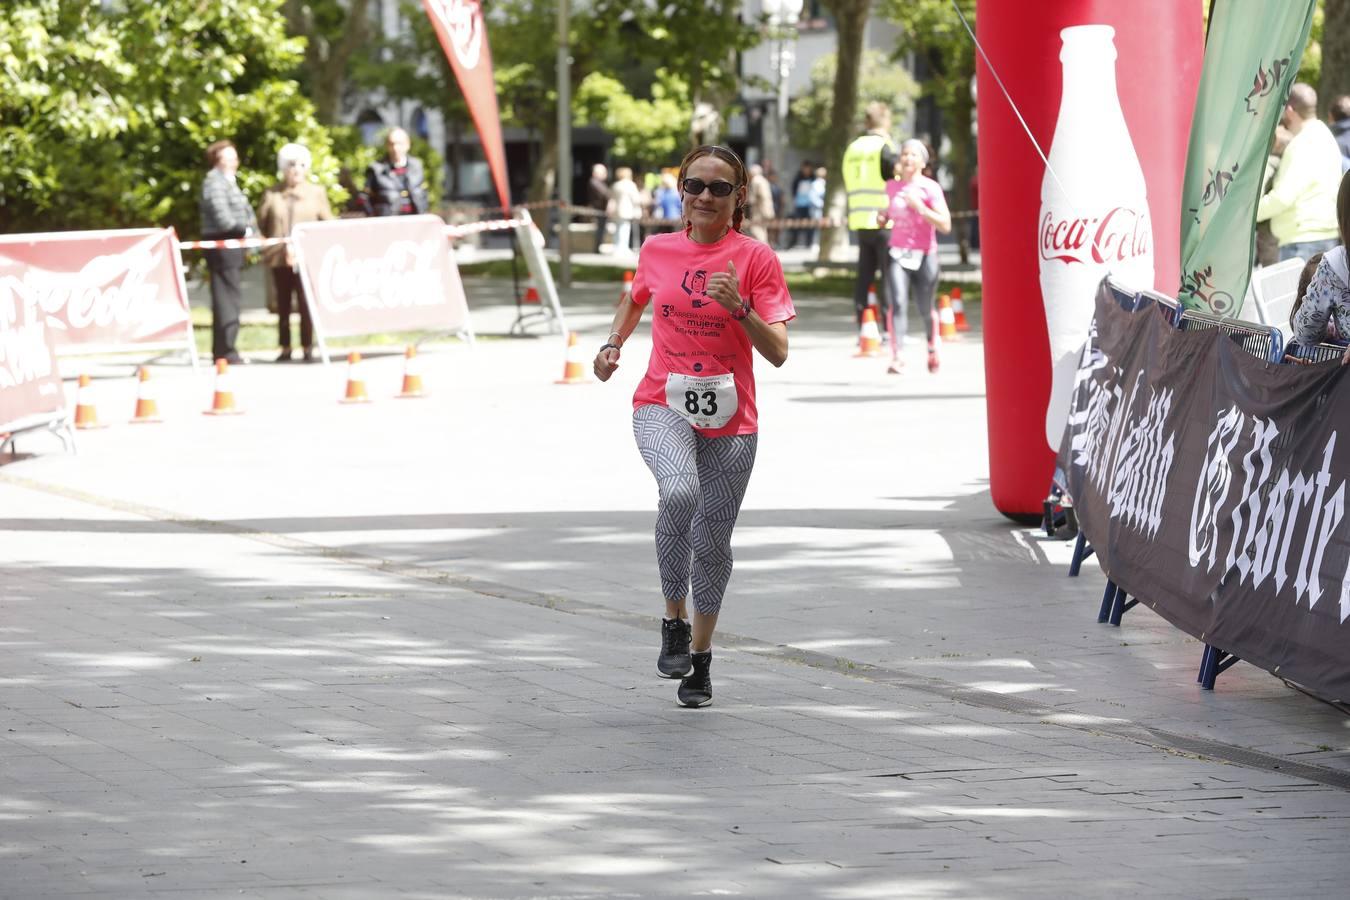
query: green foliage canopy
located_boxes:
[787,50,920,157]
[0,0,343,235]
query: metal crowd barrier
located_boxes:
[1282,338,1349,364]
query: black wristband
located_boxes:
[600,342,620,353]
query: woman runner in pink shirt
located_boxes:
[878,139,951,374]
[593,145,795,707]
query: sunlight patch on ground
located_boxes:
[1042,712,1131,726]
[790,638,893,651]
[43,651,175,670]
[823,878,968,899]
[914,657,1038,670]
[900,724,1018,737]
[284,744,503,762]
[893,804,1108,820]
[963,680,1063,695]
[776,704,921,721]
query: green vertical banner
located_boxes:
[1178,0,1315,314]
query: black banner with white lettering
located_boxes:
[1060,282,1350,700]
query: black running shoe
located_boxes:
[677,650,712,708]
[658,618,692,678]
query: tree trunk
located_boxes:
[284,0,373,125]
[946,63,975,261]
[817,0,870,263]
[1322,0,1350,119]
[530,123,559,204]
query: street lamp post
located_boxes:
[762,0,803,183]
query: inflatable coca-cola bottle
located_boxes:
[1039,24,1154,451]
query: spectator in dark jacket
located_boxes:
[1330,95,1350,173]
[587,163,611,250]
[200,138,258,364]
[364,128,430,216]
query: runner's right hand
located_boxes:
[594,346,620,381]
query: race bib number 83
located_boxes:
[665,372,737,430]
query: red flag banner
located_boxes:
[423,0,511,211]
[290,215,470,339]
[0,228,193,354]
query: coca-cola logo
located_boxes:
[1040,207,1152,266]
[431,0,482,70]
[314,240,445,313]
[0,318,55,389]
[0,248,167,331]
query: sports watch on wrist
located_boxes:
[731,298,751,321]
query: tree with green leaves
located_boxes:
[788,50,919,158]
[282,0,375,125]
[880,0,976,216]
[355,1,762,203]
[0,0,344,235]
[815,0,874,261]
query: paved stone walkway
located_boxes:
[3,284,1349,897]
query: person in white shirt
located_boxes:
[1257,83,1342,262]
[611,167,644,255]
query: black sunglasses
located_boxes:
[682,177,736,197]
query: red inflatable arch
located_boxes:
[975,0,1202,518]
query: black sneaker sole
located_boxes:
[677,692,712,708]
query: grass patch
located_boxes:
[188,307,454,355]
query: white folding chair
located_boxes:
[1249,256,1306,338]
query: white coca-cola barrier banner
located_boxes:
[291,215,470,339]
[0,228,194,355]
[0,268,64,434]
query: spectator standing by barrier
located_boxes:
[364,128,429,218]
[257,143,333,363]
[879,139,952,375]
[808,167,826,251]
[611,167,643,255]
[1291,172,1350,355]
[200,139,257,365]
[652,172,683,233]
[785,162,815,249]
[746,164,775,243]
[587,164,611,251]
[1257,83,1341,262]
[1330,95,1350,172]
[843,103,899,326]
[592,144,794,708]
[766,164,783,247]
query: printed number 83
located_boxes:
[684,390,718,416]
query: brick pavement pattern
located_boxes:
[4,284,1350,897]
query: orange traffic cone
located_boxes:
[396,345,425,398]
[619,270,635,305]
[73,373,106,429]
[340,351,371,403]
[129,366,161,424]
[866,281,880,316]
[521,279,540,305]
[854,308,882,357]
[937,293,958,341]
[555,332,587,384]
[952,285,970,332]
[203,359,242,415]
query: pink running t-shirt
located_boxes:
[630,229,795,437]
[885,175,945,254]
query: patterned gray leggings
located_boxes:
[632,404,758,615]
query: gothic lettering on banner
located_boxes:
[1059,278,1350,701]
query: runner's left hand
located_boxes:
[707,260,741,313]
